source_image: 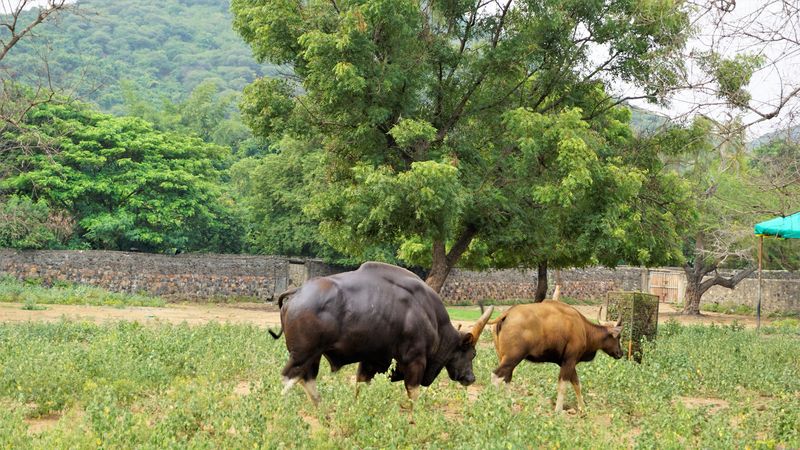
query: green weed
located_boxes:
[0,276,165,308]
[0,321,797,448]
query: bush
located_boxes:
[702,302,755,315]
[0,196,74,249]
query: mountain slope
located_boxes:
[3,0,277,112]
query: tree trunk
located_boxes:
[682,260,756,315]
[534,261,548,302]
[425,228,477,294]
[426,240,451,294]
[682,274,703,315]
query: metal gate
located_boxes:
[648,270,684,303]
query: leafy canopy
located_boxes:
[232,0,694,276]
[1,103,244,253]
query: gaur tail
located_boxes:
[268,288,298,340]
[268,328,284,339]
[276,287,298,308]
[488,311,508,355]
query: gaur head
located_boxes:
[445,306,494,386]
[602,323,624,359]
[597,306,624,359]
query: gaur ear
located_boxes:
[610,326,622,338]
[461,332,475,348]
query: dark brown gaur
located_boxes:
[490,301,623,413]
[275,261,494,406]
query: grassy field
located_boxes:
[0,319,798,448]
[445,306,502,322]
[0,276,165,308]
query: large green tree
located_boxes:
[1,102,244,253]
[232,0,694,291]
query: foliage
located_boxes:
[231,0,696,284]
[662,117,765,313]
[121,80,258,153]
[0,276,165,308]
[0,320,798,447]
[0,195,74,249]
[697,52,765,109]
[1,102,245,253]
[311,159,467,262]
[702,302,755,316]
[229,137,391,264]
[750,138,800,271]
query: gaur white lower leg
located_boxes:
[406,385,421,401]
[282,376,299,395]
[300,379,321,405]
[555,378,568,412]
[491,372,505,387]
[571,379,585,412]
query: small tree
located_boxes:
[676,118,762,315]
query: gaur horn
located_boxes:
[615,314,623,327]
[597,304,604,323]
[470,306,494,344]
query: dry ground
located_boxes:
[0,301,769,328]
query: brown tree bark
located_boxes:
[425,228,476,293]
[682,279,703,315]
[682,261,756,315]
[534,261,548,302]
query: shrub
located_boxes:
[0,196,74,249]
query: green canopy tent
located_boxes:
[754,211,800,330]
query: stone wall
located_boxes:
[439,266,643,304]
[0,250,291,300]
[1,249,798,312]
[702,270,800,313]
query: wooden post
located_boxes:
[553,269,562,301]
[757,235,763,332]
[641,266,649,293]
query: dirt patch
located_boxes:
[233,381,252,396]
[677,396,730,413]
[300,410,323,434]
[24,413,61,435]
[0,301,770,329]
[0,302,283,327]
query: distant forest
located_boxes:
[3,0,279,113]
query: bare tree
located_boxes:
[1,0,75,131]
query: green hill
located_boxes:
[3,0,277,113]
